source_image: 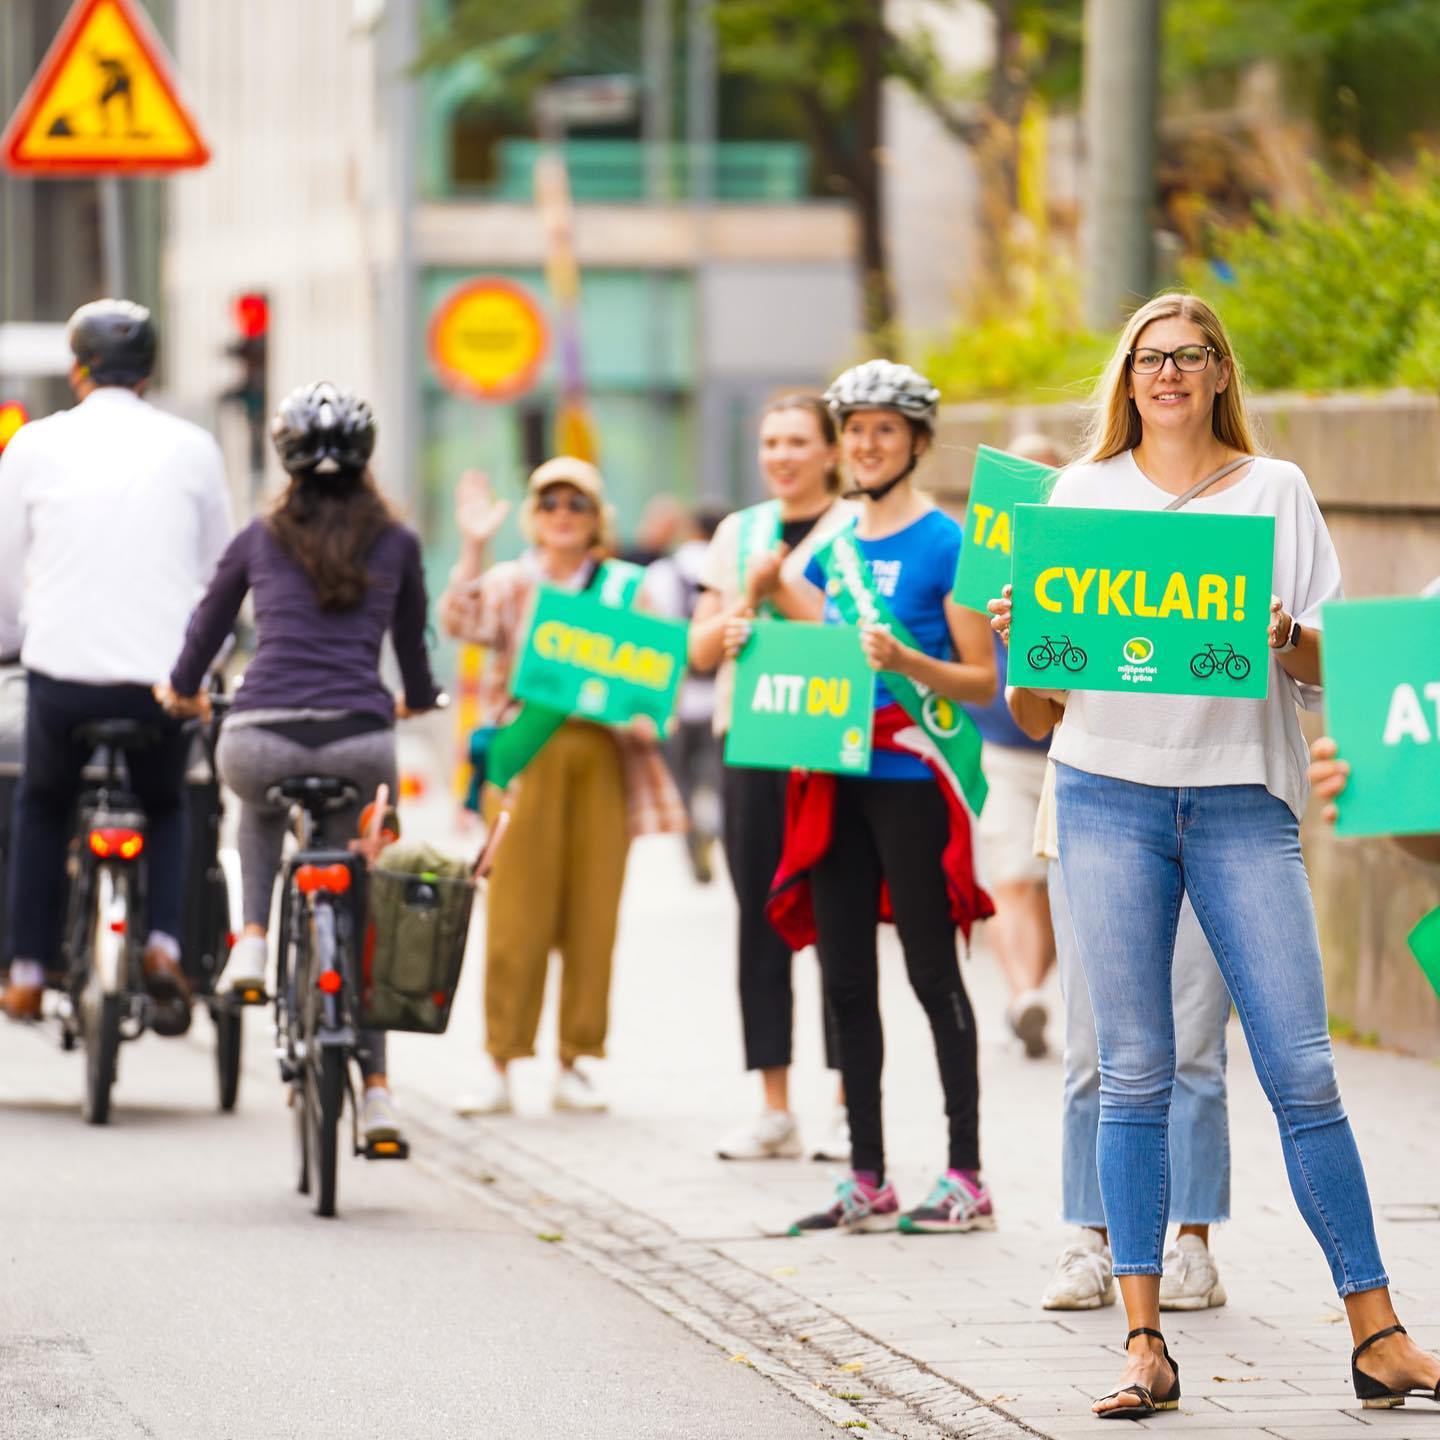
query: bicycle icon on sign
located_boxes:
[1189,642,1251,681]
[1026,634,1088,674]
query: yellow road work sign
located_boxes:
[427,279,549,403]
[1,0,210,174]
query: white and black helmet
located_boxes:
[68,298,157,386]
[271,381,376,477]
[824,360,940,432]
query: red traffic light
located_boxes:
[234,292,269,339]
[0,401,28,453]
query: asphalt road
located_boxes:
[0,1012,835,1440]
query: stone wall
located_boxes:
[924,390,1440,1054]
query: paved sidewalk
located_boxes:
[391,832,1440,1439]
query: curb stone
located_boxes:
[404,1093,1055,1440]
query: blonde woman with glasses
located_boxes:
[990,294,1439,1420]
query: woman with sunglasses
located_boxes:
[440,459,685,1117]
[990,293,1439,1419]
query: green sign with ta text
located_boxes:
[951,445,1059,614]
[1008,504,1275,698]
[1320,596,1440,838]
[726,620,875,773]
[511,586,688,728]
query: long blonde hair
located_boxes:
[1082,293,1262,463]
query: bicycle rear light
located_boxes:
[316,969,343,995]
[295,863,351,895]
[88,827,144,860]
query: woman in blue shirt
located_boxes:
[747,361,997,1236]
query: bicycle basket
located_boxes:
[361,842,475,1034]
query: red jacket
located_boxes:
[766,702,995,949]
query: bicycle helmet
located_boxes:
[271,382,376,477]
[823,360,940,432]
[67,298,157,386]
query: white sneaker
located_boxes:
[810,1103,851,1163]
[361,1085,403,1143]
[454,1064,512,1117]
[1008,988,1049,1059]
[221,934,267,994]
[554,1064,607,1113]
[1041,1227,1118,1310]
[1160,1233,1228,1310]
[716,1109,803,1160]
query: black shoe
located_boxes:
[1352,1323,1440,1409]
[1096,1328,1180,1421]
[142,948,192,1037]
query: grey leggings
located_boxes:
[216,721,396,1078]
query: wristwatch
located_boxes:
[1275,616,1303,654]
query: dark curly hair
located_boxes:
[265,469,394,612]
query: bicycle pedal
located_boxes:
[232,985,267,1007]
[362,1137,410,1162]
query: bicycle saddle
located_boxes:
[73,719,163,750]
[269,775,359,811]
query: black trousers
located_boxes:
[5,672,188,968]
[721,763,838,1073]
[810,777,980,1180]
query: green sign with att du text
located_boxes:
[1008,505,1275,699]
[726,621,876,773]
[510,587,689,727]
[1320,596,1440,838]
[951,445,1059,614]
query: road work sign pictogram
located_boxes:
[1,0,210,174]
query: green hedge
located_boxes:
[926,155,1440,402]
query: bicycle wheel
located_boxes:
[1190,652,1216,679]
[307,1045,343,1218]
[1225,652,1252,681]
[81,867,127,1126]
[214,1002,242,1113]
[1062,645,1088,673]
[1026,644,1053,671]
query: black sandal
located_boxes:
[1096,1328,1181,1421]
[1352,1324,1440,1409]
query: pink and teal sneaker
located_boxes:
[898,1171,996,1234]
[789,1174,900,1235]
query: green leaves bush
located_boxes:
[1188,154,1440,392]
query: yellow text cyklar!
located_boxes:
[533,621,674,689]
[1033,567,1247,621]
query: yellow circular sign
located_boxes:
[0,401,29,452]
[427,278,549,402]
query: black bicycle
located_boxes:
[270,776,405,1219]
[1190,642,1251,681]
[58,720,158,1124]
[1026,634,1089,673]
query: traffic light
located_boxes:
[223,292,268,478]
[0,401,27,455]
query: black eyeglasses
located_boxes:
[537,491,597,515]
[1128,345,1217,374]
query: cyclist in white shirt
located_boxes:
[0,300,232,1027]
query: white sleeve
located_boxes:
[194,433,234,582]
[1282,470,1341,712]
[0,437,33,654]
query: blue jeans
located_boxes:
[1054,764,1388,1296]
[1052,860,1232,1229]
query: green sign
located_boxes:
[510,586,688,727]
[952,445,1059,615]
[1320,596,1440,838]
[725,621,875,774]
[1008,505,1274,699]
[1408,907,1440,1002]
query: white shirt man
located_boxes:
[0,300,232,1025]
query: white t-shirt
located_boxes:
[0,387,232,685]
[1044,451,1342,818]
